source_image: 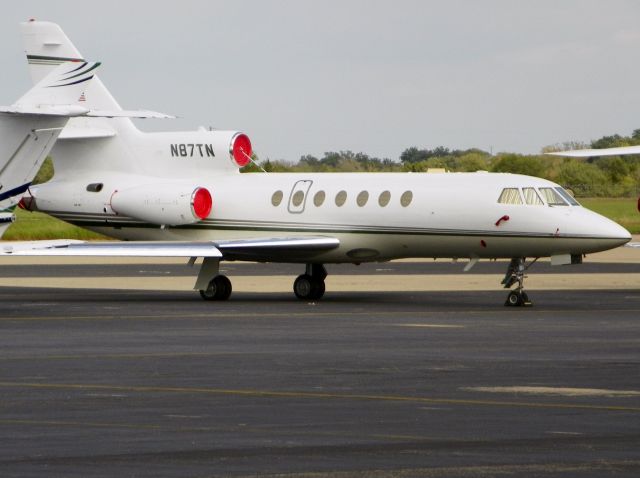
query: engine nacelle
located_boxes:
[110,184,212,226]
[172,130,253,169]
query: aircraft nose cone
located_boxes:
[572,207,631,253]
[608,220,632,246]
[593,212,631,249]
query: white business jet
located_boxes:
[2,21,631,306]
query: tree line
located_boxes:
[243,129,640,197]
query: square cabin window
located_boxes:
[497,188,523,205]
[523,187,543,205]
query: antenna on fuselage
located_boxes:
[241,149,267,173]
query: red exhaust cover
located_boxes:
[231,133,252,167]
[191,187,212,219]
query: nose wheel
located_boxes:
[502,257,534,307]
[294,264,327,300]
[506,289,530,307]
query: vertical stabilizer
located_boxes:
[13,61,100,111]
[21,20,139,135]
[22,20,122,112]
[20,20,141,178]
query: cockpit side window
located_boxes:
[522,187,543,205]
[498,188,523,205]
[538,187,568,206]
[555,187,580,206]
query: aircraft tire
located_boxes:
[294,274,314,300]
[505,290,530,307]
[294,274,326,301]
[505,290,522,307]
[200,275,232,301]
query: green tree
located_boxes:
[33,157,54,184]
[490,154,546,177]
[556,159,610,196]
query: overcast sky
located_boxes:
[2,1,640,162]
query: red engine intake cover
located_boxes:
[231,133,252,167]
[191,187,212,220]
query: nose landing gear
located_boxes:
[502,257,534,307]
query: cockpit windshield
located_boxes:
[554,187,580,206]
[498,186,581,207]
[538,187,568,206]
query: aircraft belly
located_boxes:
[79,224,624,263]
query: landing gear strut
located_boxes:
[294,263,326,300]
[195,257,232,301]
[502,257,534,307]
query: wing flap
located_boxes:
[214,236,340,261]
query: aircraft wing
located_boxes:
[0,236,339,260]
[547,145,640,157]
[0,240,223,257]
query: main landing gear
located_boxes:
[293,264,327,301]
[501,257,534,307]
[199,274,232,301]
[195,257,232,301]
[194,258,329,302]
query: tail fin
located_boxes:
[21,19,140,144]
[22,20,123,112]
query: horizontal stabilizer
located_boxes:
[2,60,173,119]
[85,109,175,119]
[547,145,640,157]
[0,106,173,119]
[58,127,116,139]
[0,104,91,117]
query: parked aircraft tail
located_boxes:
[21,20,252,181]
[0,61,102,237]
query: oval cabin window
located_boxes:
[335,190,347,207]
[378,190,391,207]
[356,191,369,207]
[400,190,413,207]
[291,190,305,207]
[271,190,283,206]
[313,190,326,207]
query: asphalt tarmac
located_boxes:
[0,261,639,477]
